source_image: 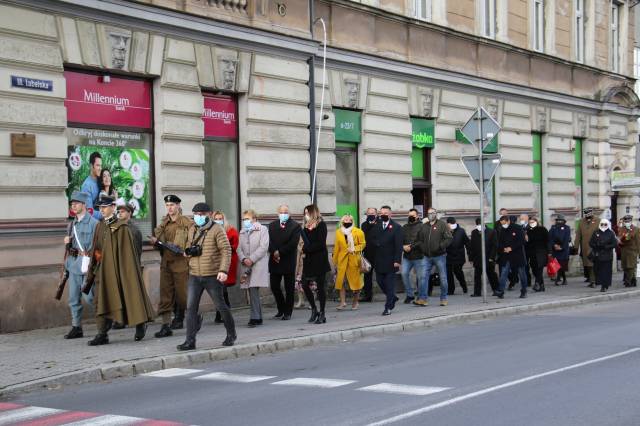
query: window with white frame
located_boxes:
[414,0,432,21]
[481,0,497,38]
[611,1,621,72]
[533,0,545,52]
[575,0,585,63]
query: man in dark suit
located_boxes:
[372,205,403,316]
[469,217,499,297]
[268,204,301,320]
[360,207,379,302]
[496,215,528,299]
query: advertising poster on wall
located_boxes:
[66,127,152,237]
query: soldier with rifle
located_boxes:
[150,195,192,338]
[59,191,98,339]
[83,194,155,345]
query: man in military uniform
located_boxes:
[617,215,640,287]
[574,207,600,287]
[85,194,155,345]
[150,195,192,337]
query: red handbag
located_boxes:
[547,256,561,277]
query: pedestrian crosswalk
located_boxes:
[141,369,451,397]
[0,402,186,426]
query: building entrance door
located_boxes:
[335,144,359,222]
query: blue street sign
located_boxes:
[11,75,53,92]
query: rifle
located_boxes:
[55,223,73,300]
[150,236,185,256]
[82,248,101,295]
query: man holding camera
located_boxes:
[150,195,192,337]
[177,202,235,351]
[63,191,98,339]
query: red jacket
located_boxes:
[226,227,239,285]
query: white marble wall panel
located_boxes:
[161,164,204,189]
[363,114,411,137]
[76,21,101,67]
[165,38,196,63]
[369,78,408,98]
[161,62,200,89]
[0,35,62,69]
[246,146,310,170]
[440,90,478,108]
[245,123,310,148]
[162,139,204,164]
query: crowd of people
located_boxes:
[60,194,640,351]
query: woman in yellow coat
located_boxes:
[332,214,366,310]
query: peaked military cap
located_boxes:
[164,194,181,203]
[623,214,633,222]
[96,194,116,206]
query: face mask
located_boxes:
[408,216,417,223]
[428,213,437,221]
[624,223,632,229]
[529,223,537,229]
[476,225,482,232]
[501,223,509,229]
[367,215,376,222]
[556,221,565,226]
[449,224,458,230]
[243,219,252,230]
[213,219,224,226]
[194,214,207,227]
[304,214,311,222]
[380,215,389,222]
[599,224,608,230]
[519,221,526,226]
[279,213,289,223]
[343,222,353,229]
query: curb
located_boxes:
[2,289,639,397]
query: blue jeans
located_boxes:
[68,272,93,327]
[401,258,425,299]
[423,255,449,301]
[498,261,528,293]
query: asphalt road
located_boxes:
[6,298,640,426]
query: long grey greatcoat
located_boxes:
[238,223,270,289]
[574,217,600,267]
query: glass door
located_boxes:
[335,144,359,223]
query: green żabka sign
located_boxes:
[334,109,362,143]
[411,118,435,148]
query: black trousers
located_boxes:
[473,262,499,295]
[447,263,467,294]
[362,268,375,299]
[376,271,397,311]
[270,273,295,316]
[595,260,612,289]
[302,274,326,312]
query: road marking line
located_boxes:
[19,410,99,426]
[0,403,22,412]
[358,383,450,396]
[142,368,202,378]
[272,378,356,388]
[192,372,276,383]
[0,407,62,425]
[368,347,640,426]
[62,414,144,425]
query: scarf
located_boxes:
[341,225,355,253]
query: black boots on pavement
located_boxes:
[155,324,173,338]
[64,326,83,339]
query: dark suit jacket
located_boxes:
[469,227,497,268]
[373,220,403,274]
[268,219,301,274]
[497,224,527,267]
[360,220,379,261]
[301,221,331,277]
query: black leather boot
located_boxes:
[222,333,237,346]
[64,326,83,339]
[308,309,318,323]
[519,289,527,299]
[177,340,196,351]
[154,324,173,338]
[88,333,109,346]
[134,323,147,341]
[314,311,326,324]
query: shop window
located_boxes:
[532,0,545,52]
[414,0,432,21]
[333,109,361,222]
[202,94,239,226]
[64,70,154,237]
[411,117,434,218]
[480,0,496,38]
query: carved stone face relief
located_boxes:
[219,56,238,90]
[345,79,359,108]
[537,107,547,132]
[108,31,130,69]
[420,88,433,117]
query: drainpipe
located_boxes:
[308,0,317,204]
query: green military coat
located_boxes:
[574,217,600,267]
[617,226,640,269]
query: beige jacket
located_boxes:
[187,220,231,277]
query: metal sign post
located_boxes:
[460,107,502,304]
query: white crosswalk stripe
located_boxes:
[0,406,62,425]
[192,372,276,383]
[63,414,145,425]
[357,383,450,396]
[272,378,356,388]
[142,368,203,378]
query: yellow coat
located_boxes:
[332,227,366,290]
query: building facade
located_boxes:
[0,0,638,332]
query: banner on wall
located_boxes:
[203,94,237,140]
[66,128,152,235]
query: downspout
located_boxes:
[308,0,317,204]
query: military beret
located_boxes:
[164,194,181,203]
[583,207,594,215]
[623,215,633,222]
[192,202,211,213]
[96,194,115,207]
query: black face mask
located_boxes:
[380,215,389,222]
[367,215,376,222]
[408,216,417,223]
[343,222,353,228]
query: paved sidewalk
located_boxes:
[1,273,638,395]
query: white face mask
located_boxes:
[519,220,526,226]
[624,223,632,229]
[529,222,537,229]
[599,225,608,231]
[501,223,509,229]
[476,225,482,232]
[449,224,458,230]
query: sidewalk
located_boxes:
[1,273,638,396]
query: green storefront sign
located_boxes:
[455,128,498,153]
[334,109,362,143]
[411,118,435,148]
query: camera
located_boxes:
[184,245,203,257]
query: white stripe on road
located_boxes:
[272,378,356,388]
[63,414,144,425]
[192,372,276,383]
[368,347,640,426]
[358,383,450,396]
[0,406,62,425]
[142,368,203,378]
